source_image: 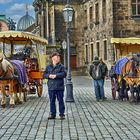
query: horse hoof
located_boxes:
[1,104,6,108]
[10,104,15,108]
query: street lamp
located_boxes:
[63,2,74,102]
[62,40,67,68]
[62,40,67,85]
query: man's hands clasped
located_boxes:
[49,74,56,79]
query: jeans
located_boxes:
[93,79,105,100]
[48,90,65,116]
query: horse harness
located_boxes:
[122,59,139,84]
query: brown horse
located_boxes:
[122,58,140,103]
[115,57,140,103]
[0,56,27,107]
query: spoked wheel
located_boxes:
[37,85,43,97]
[111,79,116,100]
[112,88,116,100]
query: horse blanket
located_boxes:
[114,57,129,76]
[10,60,27,84]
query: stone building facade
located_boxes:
[82,0,140,68]
[32,0,140,71]
[33,0,81,69]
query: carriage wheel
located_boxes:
[111,79,116,100]
[112,88,116,100]
[37,85,43,97]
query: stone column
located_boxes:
[45,1,49,40]
[41,4,44,37]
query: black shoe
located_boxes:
[60,115,65,120]
[48,115,55,120]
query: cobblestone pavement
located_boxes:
[1,76,140,140]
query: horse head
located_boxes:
[0,57,14,78]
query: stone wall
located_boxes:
[81,0,113,69]
[113,0,140,38]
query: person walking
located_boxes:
[44,52,66,120]
[89,56,106,101]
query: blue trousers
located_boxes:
[93,79,105,100]
[48,90,65,117]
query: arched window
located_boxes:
[96,42,100,57]
[104,40,107,60]
[85,45,89,64]
[89,6,93,22]
[132,0,140,16]
[95,3,99,24]
[102,0,106,22]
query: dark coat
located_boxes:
[43,63,66,90]
[89,60,108,80]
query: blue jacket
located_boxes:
[43,63,66,90]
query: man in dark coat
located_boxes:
[44,52,66,120]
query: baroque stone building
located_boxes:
[33,0,140,71]
[33,0,82,69]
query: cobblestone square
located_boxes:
[0,76,140,140]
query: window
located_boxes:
[85,45,89,64]
[91,44,94,62]
[102,0,106,22]
[90,7,93,22]
[104,40,107,60]
[96,42,100,57]
[84,9,88,26]
[95,3,99,24]
[132,0,140,16]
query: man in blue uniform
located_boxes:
[44,52,66,120]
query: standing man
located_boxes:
[89,56,106,101]
[44,52,66,120]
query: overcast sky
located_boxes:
[0,0,35,24]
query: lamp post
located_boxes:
[62,40,67,85]
[63,1,74,102]
[62,40,67,68]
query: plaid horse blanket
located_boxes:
[10,60,27,84]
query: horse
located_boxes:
[114,56,140,103]
[0,55,27,107]
[121,57,140,103]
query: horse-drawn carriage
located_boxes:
[0,31,48,107]
[111,38,140,103]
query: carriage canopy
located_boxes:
[0,31,48,45]
[0,31,48,71]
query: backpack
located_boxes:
[91,64,103,80]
